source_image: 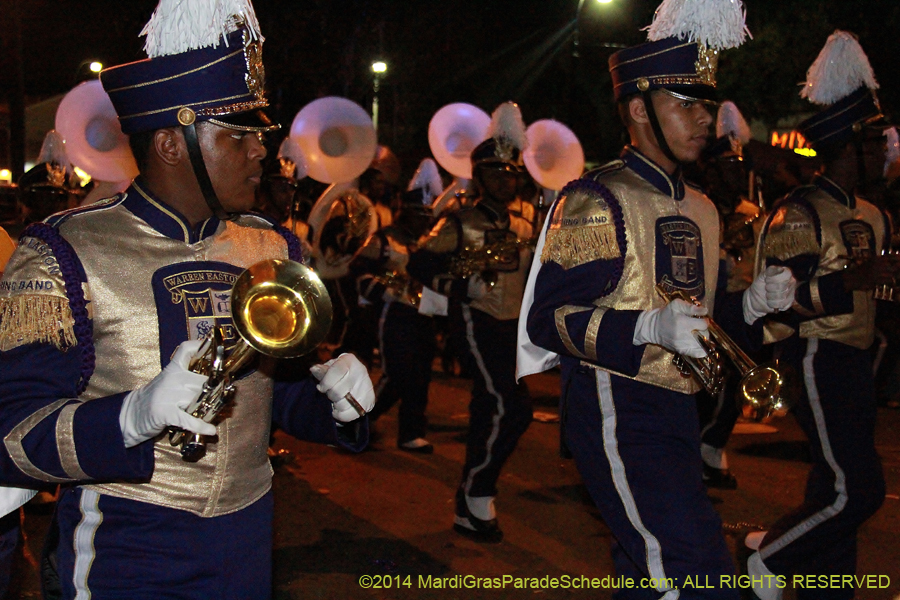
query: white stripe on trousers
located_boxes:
[595,370,679,599]
[461,304,505,495]
[760,337,848,559]
[74,489,103,600]
[373,300,392,398]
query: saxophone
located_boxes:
[449,237,535,287]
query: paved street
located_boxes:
[14,365,900,599]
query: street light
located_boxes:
[371,61,387,133]
[89,61,103,73]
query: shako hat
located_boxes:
[797,31,886,152]
[100,0,278,135]
[608,0,750,104]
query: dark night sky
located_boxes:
[2,0,899,178]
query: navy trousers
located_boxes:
[564,365,739,600]
[54,488,274,600]
[370,300,436,444]
[758,338,884,600]
[455,305,533,499]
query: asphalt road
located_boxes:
[13,365,900,599]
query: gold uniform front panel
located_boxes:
[62,206,289,517]
[583,168,719,394]
[760,190,885,349]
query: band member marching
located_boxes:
[408,102,534,543]
[519,0,796,596]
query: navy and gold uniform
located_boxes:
[527,148,744,598]
[0,184,364,598]
[746,30,892,599]
[750,175,888,596]
[408,194,534,540]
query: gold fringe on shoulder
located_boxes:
[762,229,819,261]
[541,223,621,270]
[0,295,77,352]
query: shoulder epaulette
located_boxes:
[762,189,821,261]
[541,178,625,272]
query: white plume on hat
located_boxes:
[37,130,72,173]
[646,0,750,51]
[141,0,262,58]
[488,102,528,153]
[716,101,751,145]
[407,158,444,203]
[800,30,878,106]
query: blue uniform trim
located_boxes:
[126,179,221,244]
[271,223,305,263]
[620,146,685,200]
[21,223,94,394]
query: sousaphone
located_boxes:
[289,97,377,185]
[428,103,490,180]
[524,119,584,191]
[55,80,138,185]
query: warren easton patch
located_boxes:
[152,262,243,366]
[656,216,705,299]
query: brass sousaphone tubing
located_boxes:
[170,259,351,460]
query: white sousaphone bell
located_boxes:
[428,103,491,181]
[289,96,377,185]
[55,80,139,185]
[523,119,585,191]
[428,103,491,216]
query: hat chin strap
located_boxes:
[642,91,682,167]
[182,122,233,221]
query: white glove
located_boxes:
[743,266,797,325]
[309,353,376,422]
[633,299,709,358]
[467,274,491,300]
[119,340,217,448]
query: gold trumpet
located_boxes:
[655,285,797,422]
[169,259,334,461]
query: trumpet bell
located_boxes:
[428,103,491,180]
[524,119,584,191]
[289,97,377,184]
[740,359,799,422]
[55,80,138,184]
[231,259,332,358]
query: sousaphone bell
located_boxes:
[169,259,333,460]
[55,80,138,185]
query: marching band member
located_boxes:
[357,159,443,453]
[520,0,795,595]
[408,102,534,543]
[0,2,373,597]
[747,31,899,600]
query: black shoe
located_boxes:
[453,490,503,543]
[398,438,434,454]
[703,463,738,490]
